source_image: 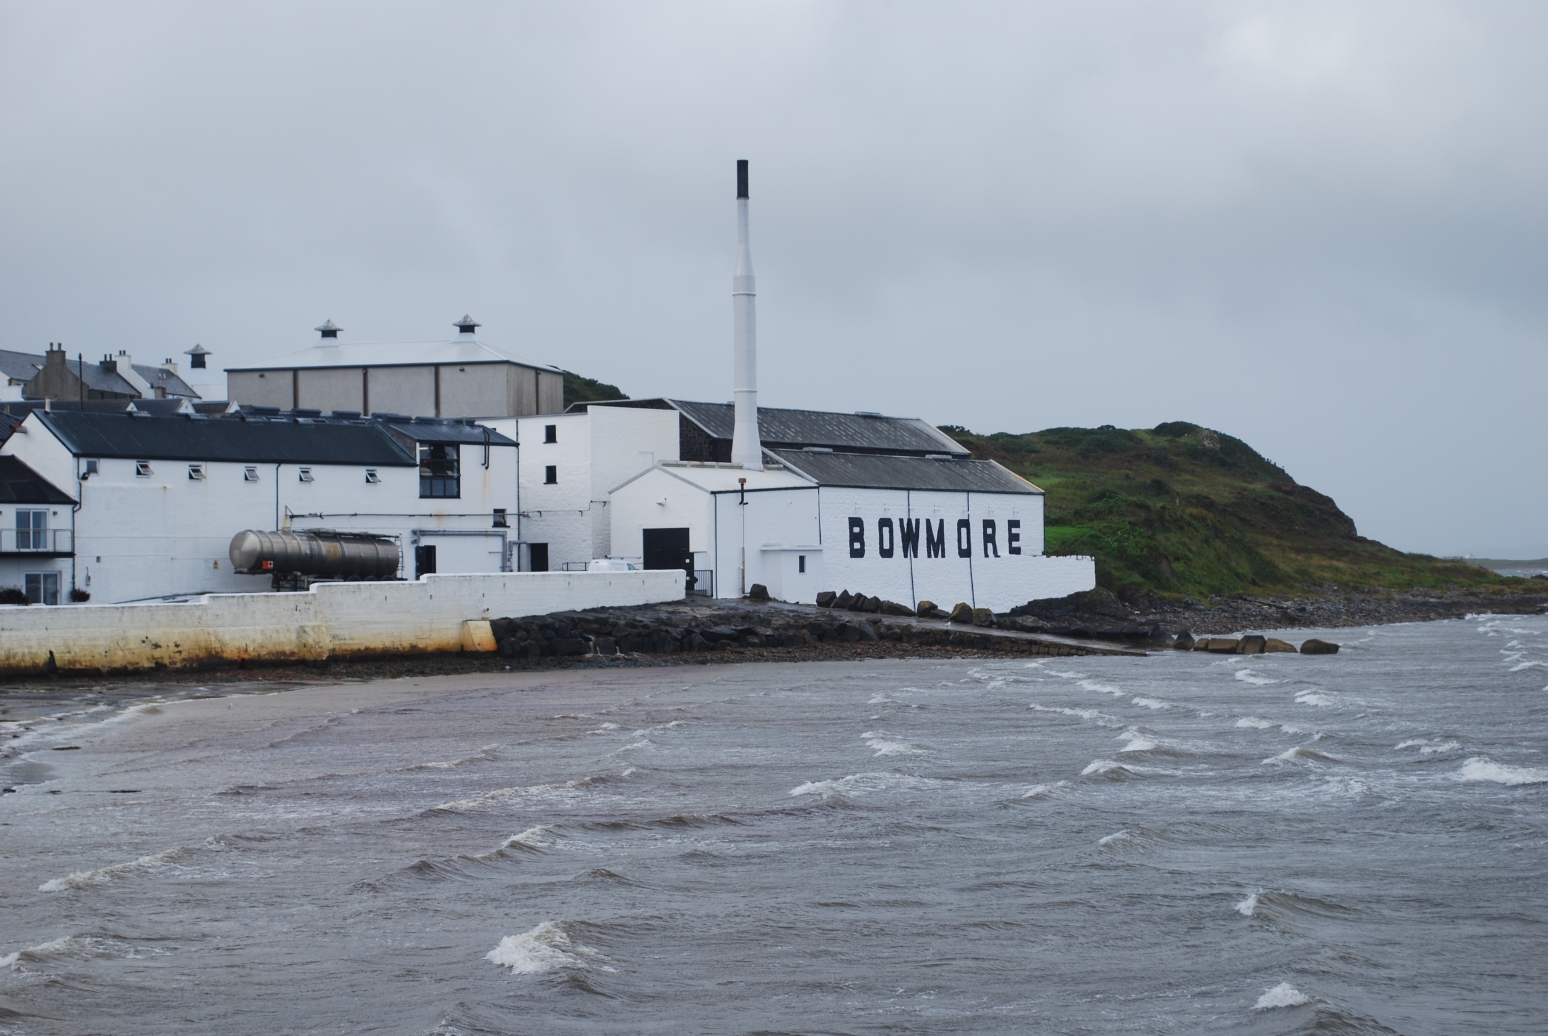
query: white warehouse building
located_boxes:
[0,409,516,604]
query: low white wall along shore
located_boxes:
[0,571,685,674]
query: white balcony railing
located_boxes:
[0,528,73,553]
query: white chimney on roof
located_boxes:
[729,159,762,471]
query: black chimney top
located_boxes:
[185,343,210,369]
[737,159,748,199]
[454,314,480,335]
[315,319,342,340]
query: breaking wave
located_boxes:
[1295,691,1335,707]
[1235,670,1277,686]
[485,922,608,974]
[1235,717,1275,729]
[1235,893,1259,917]
[1457,757,1548,786]
[1078,679,1123,697]
[789,772,933,798]
[430,774,615,813]
[861,731,921,757]
[1130,697,1171,710]
[39,847,187,893]
[1253,982,1309,1009]
[1263,746,1340,766]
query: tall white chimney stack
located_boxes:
[729,158,763,471]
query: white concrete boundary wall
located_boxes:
[0,570,684,673]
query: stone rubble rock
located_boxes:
[880,600,915,617]
[1300,638,1340,655]
[1197,637,1241,653]
[747,583,770,602]
[1237,635,1267,655]
[971,607,995,628]
[1265,638,1296,653]
[815,591,837,608]
[948,602,975,624]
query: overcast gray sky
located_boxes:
[2,1,1544,557]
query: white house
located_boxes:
[480,406,679,572]
[609,449,1096,612]
[0,409,517,604]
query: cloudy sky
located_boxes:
[2,1,1544,557]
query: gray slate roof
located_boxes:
[768,449,1040,494]
[582,398,969,457]
[0,349,200,399]
[32,410,514,466]
[0,455,74,504]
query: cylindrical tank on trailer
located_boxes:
[229,530,400,580]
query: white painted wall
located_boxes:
[0,415,518,604]
[0,569,685,672]
[514,409,678,570]
[616,474,1093,610]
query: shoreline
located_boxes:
[2,585,1541,690]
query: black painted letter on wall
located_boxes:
[982,520,999,558]
[848,517,866,558]
[956,519,972,558]
[926,519,946,558]
[877,518,895,558]
[1007,519,1021,555]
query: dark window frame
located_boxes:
[544,465,557,485]
[419,443,461,498]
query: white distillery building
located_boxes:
[0,409,516,604]
[226,316,567,418]
[608,449,1094,612]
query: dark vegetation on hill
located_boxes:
[562,371,628,409]
[937,421,1526,602]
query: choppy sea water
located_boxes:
[2,615,1546,1035]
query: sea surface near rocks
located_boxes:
[2,615,1545,1034]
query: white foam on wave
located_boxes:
[1131,697,1171,710]
[485,922,605,974]
[433,774,610,813]
[789,772,932,798]
[1078,679,1124,697]
[1235,893,1259,917]
[1235,669,1276,686]
[1509,661,1545,672]
[1236,717,1275,729]
[1254,982,1309,1009]
[1047,668,1088,680]
[1097,830,1130,846]
[471,826,554,862]
[1458,757,1548,786]
[1029,703,1120,725]
[0,951,17,969]
[1295,691,1335,707]
[867,693,896,705]
[1020,783,1059,798]
[39,847,186,893]
[1118,729,1158,753]
[1396,738,1459,755]
[861,731,921,757]
[1081,759,1123,776]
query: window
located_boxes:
[418,443,460,498]
[544,424,557,444]
[188,463,205,481]
[365,469,381,484]
[25,572,59,605]
[82,459,99,478]
[798,554,806,573]
[242,465,260,482]
[15,510,46,551]
[544,465,557,485]
[298,467,314,483]
[135,461,152,477]
[492,508,509,528]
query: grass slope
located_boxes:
[940,421,1515,601]
[562,371,628,409]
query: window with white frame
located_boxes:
[135,461,152,477]
[188,463,205,480]
[364,469,381,484]
[298,467,314,483]
[418,443,459,498]
[243,466,260,482]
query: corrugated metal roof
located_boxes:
[0,455,74,504]
[36,411,419,466]
[768,449,1040,494]
[589,399,969,456]
[226,337,563,374]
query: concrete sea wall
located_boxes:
[0,570,685,674]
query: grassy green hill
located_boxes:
[939,421,1518,602]
[562,371,628,409]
